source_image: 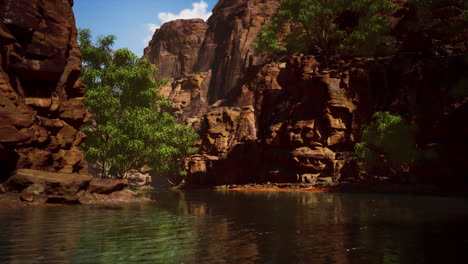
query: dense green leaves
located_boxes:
[79,29,198,180]
[407,0,468,32]
[254,0,396,65]
[355,112,417,172]
[354,112,437,180]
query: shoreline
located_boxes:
[0,191,152,210]
[2,182,467,209]
[203,182,468,197]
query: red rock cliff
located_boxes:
[144,0,280,107]
[145,0,467,186]
[0,0,89,178]
[195,0,280,103]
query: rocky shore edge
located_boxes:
[0,169,151,209]
[205,182,468,196]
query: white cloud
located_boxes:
[143,1,212,45]
[158,1,211,23]
[143,23,159,44]
[147,23,159,33]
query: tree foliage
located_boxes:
[354,112,418,179]
[79,29,198,180]
[407,0,468,32]
[253,0,396,65]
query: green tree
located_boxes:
[253,0,396,66]
[407,0,468,33]
[79,29,198,181]
[354,112,418,180]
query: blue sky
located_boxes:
[73,0,217,57]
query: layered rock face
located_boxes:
[0,0,89,178]
[159,71,212,125]
[185,58,359,185]
[185,53,467,185]
[146,0,467,186]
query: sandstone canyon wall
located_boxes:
[143,0,280,124]
[143,19,208,79]
[0,0,89,179]
[145,0,467,186]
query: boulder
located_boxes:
[77,189,143,203]
[87,178,128,194]
[22,183,46,195]
[20,192,35,202]
[126,172,152,188]
[3,169,92,196]
[0,125,29,144]
[291,147,336,161]
[108,190,141,202]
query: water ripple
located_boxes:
[0,191,467,263]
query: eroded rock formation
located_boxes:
[0,0,89,178]
[145,0,467,186]
[0,169,146,206]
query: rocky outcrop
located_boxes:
[0,0,89,178]
[87,178,128,194]
[199,106,256,156]
[0,169,147,206]
[159,71,212,125]
[143,19,208,79]
[2,169,92,196]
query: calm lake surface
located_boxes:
[0,190,467,264]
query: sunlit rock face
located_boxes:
[158,71,212,126]
[194,0,281,103]
[143,0,280,126]
[0,0,89,177]
[143,19,208,79]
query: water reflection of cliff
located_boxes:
[166,191,350,264]
[155,191,468,264]
[0,192,467,263]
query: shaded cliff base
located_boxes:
[181,53,468,188]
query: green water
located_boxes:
[0,190,467,264]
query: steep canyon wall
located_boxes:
[0,0,89,179]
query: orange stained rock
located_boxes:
[226,187,333,193]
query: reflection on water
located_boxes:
[0,191,467,264]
